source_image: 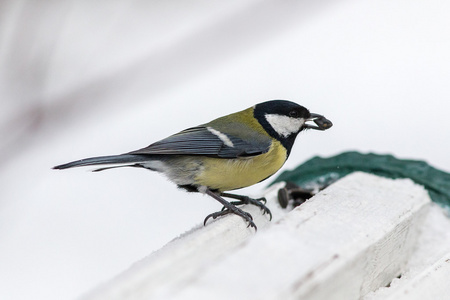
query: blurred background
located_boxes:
[1,0,449,299]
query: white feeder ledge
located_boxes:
[81,172,445,300]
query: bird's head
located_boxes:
[254,100,332,154]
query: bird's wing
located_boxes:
[128,126,272,158]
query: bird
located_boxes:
[54,100,332,230]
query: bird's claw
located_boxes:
[228,196,272,221]
[204,208,256,230]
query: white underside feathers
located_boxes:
[142,159,202,187]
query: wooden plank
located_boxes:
[381,253,450,300]
[365,203,450,300]
[82,172,430,300]
[82,182,287,300]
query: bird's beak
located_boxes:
[304,113,333,131]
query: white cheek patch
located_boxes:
[207,127,234,147]
[265,114,304,137]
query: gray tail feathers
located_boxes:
[53,154,151,170]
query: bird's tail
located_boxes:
[53,154,151,170]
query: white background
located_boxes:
[1,1,449,299]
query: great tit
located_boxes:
[54,100,332,230]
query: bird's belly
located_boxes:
[195,141,287,191]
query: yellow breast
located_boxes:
[194,140,287,191]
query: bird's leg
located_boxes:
[220,192,272,221]
[203,189,257,230]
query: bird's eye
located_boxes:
[289,110,299,118]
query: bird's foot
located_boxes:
[220,193,272,221]
[203,207,257,230]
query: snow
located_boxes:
[364,203,450,299]
[81,173,431,300]
[1,1,450,299]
